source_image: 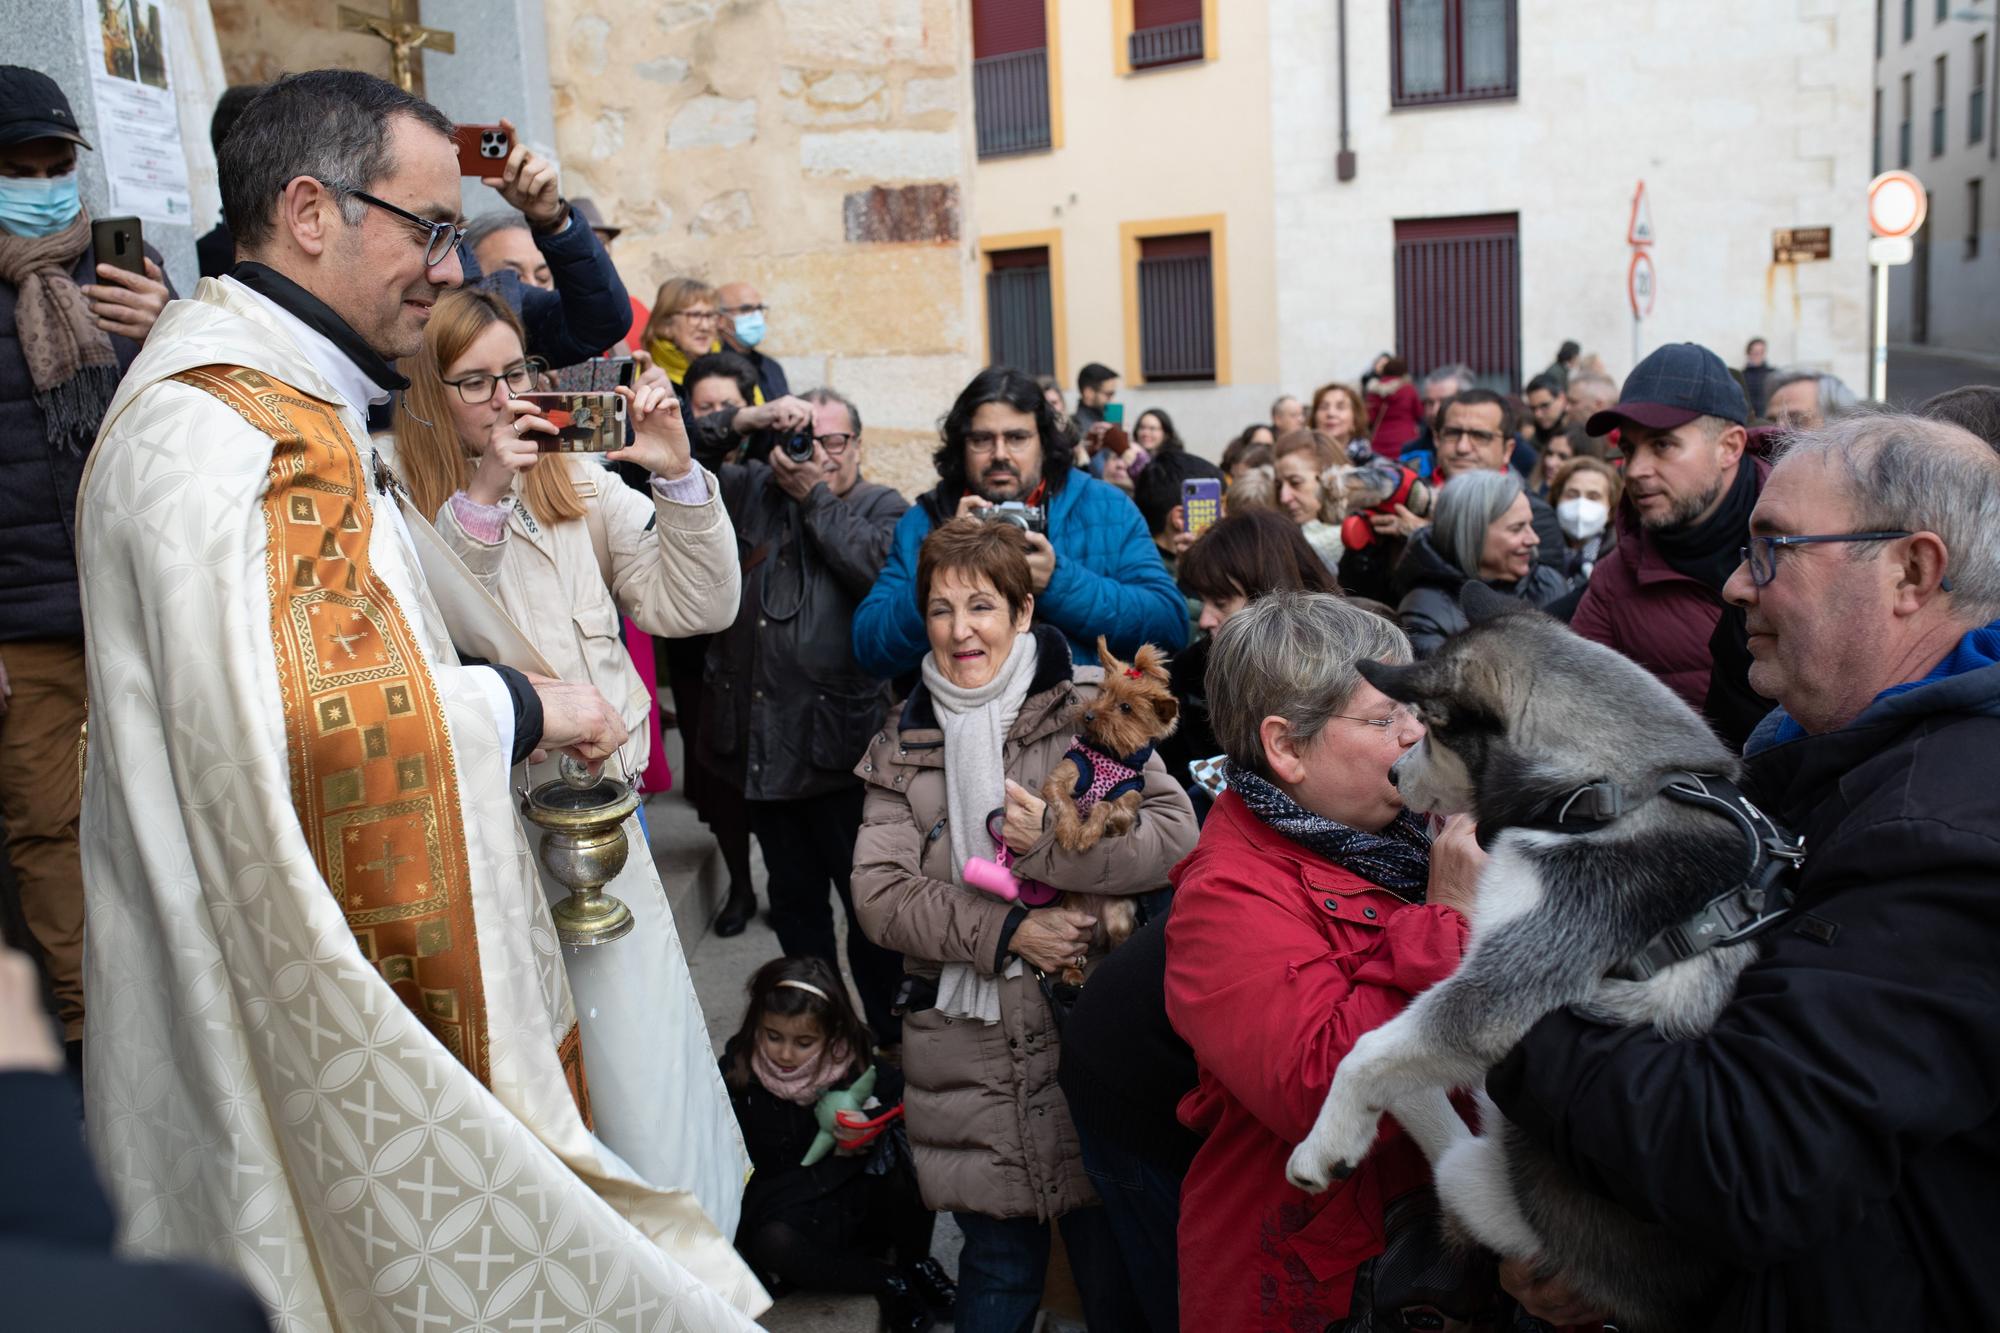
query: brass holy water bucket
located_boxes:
[520,758,638,946]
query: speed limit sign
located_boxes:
[1627,250,1657,319]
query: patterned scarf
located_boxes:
[0,211,120,454]
[1227,763,1433,902]
[751,1038,854,1107]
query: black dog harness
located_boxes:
[1520,773,1806,982]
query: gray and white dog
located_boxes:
[1285,587,1799,1332]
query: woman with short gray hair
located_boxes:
[1163,590,1491,1332]
[1392,469,1567,655]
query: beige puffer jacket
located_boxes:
[851,626,1199,1222]
[430,458,740,775]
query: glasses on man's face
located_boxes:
[441,360,543,405]
[675,307,721,325]
[315,179,466,268]
[965,429,1037,455]
[817,432,856,456]
[1332,701,1418,731]
[719,302,767,318]
[1738,531,1913,588]
[1439,426,1504,448]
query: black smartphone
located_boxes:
[91,215,145,277]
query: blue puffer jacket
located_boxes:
[852,471,1189,678]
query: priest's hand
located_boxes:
[606,383,693,481]
[0,947,61,1072]
[83,257,169,344]
[527,676,629,766]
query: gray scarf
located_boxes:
[920,631,1039,1023]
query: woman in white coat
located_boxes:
[393,287,740,779]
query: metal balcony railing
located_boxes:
[1129,19,1204,71]
[974,48,1052,158]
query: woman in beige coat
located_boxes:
[392,288,739,778]
[851,518,1198,1333]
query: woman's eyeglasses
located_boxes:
[674,307,722,325]
[440,360,544,404]
[1332,701,1418,730]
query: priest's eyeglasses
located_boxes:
[1738,531,1913,588]
[441,360,544,404]
[314,178,468,268]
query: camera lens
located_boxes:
[782,433,815,463]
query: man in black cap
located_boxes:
[0,64,172,1063]
[1570,342,1766,732]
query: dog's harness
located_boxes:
[1520,772,1806,982]
[1065,737,1154,812]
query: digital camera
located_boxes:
[779,429,817,464]
[976,501,1047,535]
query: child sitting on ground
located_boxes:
[721,957,955,1332]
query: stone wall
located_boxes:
[546,0,980,499]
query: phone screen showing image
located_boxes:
[518,392,626,453]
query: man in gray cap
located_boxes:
[1570,341,1764,728]
[0,64,171,1063]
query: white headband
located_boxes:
[775,979,831,1003]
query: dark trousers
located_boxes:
[748,787,903,1044]
[664,635,753,894]
[739,1166,935,1297]
[1075,1120,1186,1333]
[952,1206,1147,1333]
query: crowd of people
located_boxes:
[4,59,2000,1333]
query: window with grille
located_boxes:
[1934,55,1948,157]
[1875,86,1884,175]
[985,246,1056,378]
[1900,73,1914,167]
[1903,0,1915,43]
[973,0,1052,158]
[1130,0,1204,71]
[1970,179,1983,260]
[1393,214,1521,393]
[1973,35,1988,145]
[1391,0,1516,107]
[1136,232,1215,382]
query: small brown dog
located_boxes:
[1041,637,1180,983]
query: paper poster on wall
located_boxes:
[79,0,193,225]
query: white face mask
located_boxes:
[1557,496,1609,541]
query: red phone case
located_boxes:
[455,124,512,176]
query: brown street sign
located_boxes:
[1772,227,1833,263]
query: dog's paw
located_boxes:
[1286,1103,1381,1192]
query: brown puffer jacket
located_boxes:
[851,625,1199,1222]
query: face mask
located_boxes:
[0,172,82,238]
[1557,497,1609,541]
[732,310,766,348]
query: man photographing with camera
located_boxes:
[854,366,1187,677]
[698,386,911,1042]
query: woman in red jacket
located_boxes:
[1164,591,1493,1332]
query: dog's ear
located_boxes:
[1357,656,1433,703]
[1151,695,1179,726]
[1459,581,1520,625]
[1131,642,1169,680]
[1096,635,1120,673]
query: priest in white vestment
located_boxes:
[77,70,765,1331]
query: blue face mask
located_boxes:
[0,172,83,238]
[732,310,767,348]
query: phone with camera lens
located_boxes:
[516,391,626,453]
[91,215,144,277]
[1182,479,1222,537]
[454,124,514,176]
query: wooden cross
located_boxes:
[338,1,455,96]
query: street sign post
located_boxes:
[1866,170,1928,400]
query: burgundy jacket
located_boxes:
[1571,457,1769,712]
[1164,792,1469,1333]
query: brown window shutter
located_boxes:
[1133,0,1202,31]
[1392,213,1520,392]
[972,0,1048,58]
[1136,232,1215,382]
[986,247,1056,377]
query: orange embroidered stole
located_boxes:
[174,366,499,1081]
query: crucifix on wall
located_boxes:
[338,1,454,96]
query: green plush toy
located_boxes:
[800,1066,880,1167]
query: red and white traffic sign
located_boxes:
[1628,180,1655,246]
[1628,249,1657,319]
[1867,170,1928,239]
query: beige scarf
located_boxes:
[0,210,119,453]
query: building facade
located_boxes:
[969,0,1875,455]
[1875,0,2000,353]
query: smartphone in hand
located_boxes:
[454,124,513,176]
[91,215,144,276]
[1183,479,1222,537]
[516,392,627,453]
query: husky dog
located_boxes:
[1285,586,1800,1333]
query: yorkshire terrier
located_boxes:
[1040,637,1181,983]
